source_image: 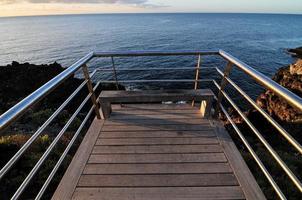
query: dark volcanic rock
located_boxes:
[0,61,85,113]
[0,61,124,114]
[256,59,302,123]
[0,61,124,134]
[288,46,302,58]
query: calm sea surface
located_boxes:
[1,13,302,97]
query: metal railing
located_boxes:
[0,50,301,199]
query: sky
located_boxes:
[0,0,302,17]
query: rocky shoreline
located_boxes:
[256,58,302,123]
[288,46,302,58]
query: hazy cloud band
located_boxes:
[2,0,150,4]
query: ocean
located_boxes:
[1,13,302,98]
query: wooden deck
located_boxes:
[52,104,265,200]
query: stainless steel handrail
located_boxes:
[0,52,94,131]
[94,50,219,57]
[96,67,216,71]
[35,105,95,200]
[218,103,286,200]
[214,81,302,192]
[0,49,301,199]
[215,67,302,154]
[98,79,214,83]
[219,50,302,111]
[11,82,101,200]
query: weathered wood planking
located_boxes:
[72,186,245,200]
[111,109,201,115]
[111,103,198,110]
[53,103,265,200]
[100,89,214,103]
[98,131,216,138]
[96,137,218,145]
[213,120,266,200]
[88,153,227,164]
[109,113,204,119]
[83,163,233,174]
[99,90,214,119]
[92,144,223,154]
[104,118,210,125]
[78,174,238,187]
[52,118,104,200]
[101,124,213,132]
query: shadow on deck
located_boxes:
[52,103,265,200]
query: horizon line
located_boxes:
[1,11,302,19]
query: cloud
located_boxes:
[1,0,162,7]
[0,0,169,9]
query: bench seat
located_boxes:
[99,89,214,119]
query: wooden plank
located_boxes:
[96,137,218,145]
[213,120,266,200]
[72,186,246,200]
[51,118,105,200]
[112,103,198,110]
[111,109,201,115]
[100,89,214,102]
[101,124,212,132]
[92,144,223,154]
[78,174,238,187]
[109,113,204,119]
[83,163,233,174]
[104,118,210,125]
[88,153,227,164]
[99,131,216,138]
[96,136,217,145]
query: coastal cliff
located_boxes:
[256,58,302,122]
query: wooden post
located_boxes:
[200,96,213,118]
[214,62,233,117]
[82,64,102,119]
[99,100,111,119]
[192,54,201,107]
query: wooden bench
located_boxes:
[99,89,214,119]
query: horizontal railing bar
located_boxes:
[215,67,302,154]
[219,103,286,200]
[0,81,87,180]
[11,82,101,200]
[1,49,300,199]
[0,70,97,181]
[100,79,213,83]
[0,52,94,131]
[219,50,302,111]
[94,50,219,57]
[96,67,216,72]
[35,105,95,200]
[214,81,302,192]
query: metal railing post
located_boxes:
[214,61,233,117]
[82,64,101,119]
[111,56,122,107]
[192,54,201,107]
[111,57,120,91]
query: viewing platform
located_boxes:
[53,103,265,200]
[0,50,301,199]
